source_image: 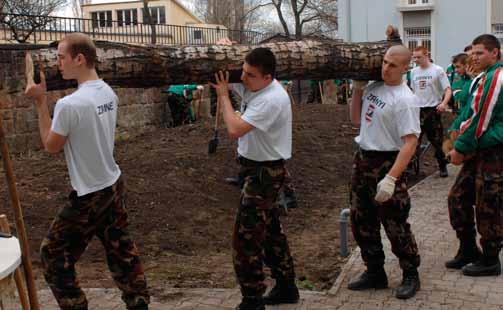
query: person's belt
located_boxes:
[238,155,285,167]
[358,148,399,157]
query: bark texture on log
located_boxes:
[0,37,401,93]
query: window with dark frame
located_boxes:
[91,10,112,28]
[144,6,166,24]
[117,8,138,27]
[193,30,202,40]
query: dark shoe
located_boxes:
[284,190,298,209]
[235,297,265,310]
[347,270,388,291]
[225,176,241,186]
[462,257,501,277]
[445,238,481,269]
[277,191,298,210]
[395,272,420,299]
[128,305,148,310]
[439,165,448,178]
[263,280,299,305]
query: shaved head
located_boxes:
[386,45,412,65]
[381,45,411,85]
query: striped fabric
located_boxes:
[460,68,503,138]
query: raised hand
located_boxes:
[209,70,230,98]
[25,59,47,104]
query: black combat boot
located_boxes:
[263,279,299,305]
[235,297,265,310]
[395,269,420,299]
[347,268,388,290]
[445,236,481,269]
[462,255,501,277]
[283,190,298,209]
[128,304,148,310]
[439,164,448,178]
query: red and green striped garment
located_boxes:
[455,62,503,154]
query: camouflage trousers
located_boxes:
[420,107,448,168]
[448,158,477,240]
[40,176,150,310]
[233,159,296,298]
[235,157,297,208]
[350,150,420,272]
[449,145,503,256]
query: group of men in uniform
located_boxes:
[22,28,503,310]
[347,34,503,302]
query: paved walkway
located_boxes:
[3,165,503,309]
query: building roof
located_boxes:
[82,0,203,24]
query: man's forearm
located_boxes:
[219,94,242,136]
[35,98,52,148]
[388,139,417,178]
[441,88,452,105]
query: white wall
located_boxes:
[341,0,401,42]
[365,0,401,42]
[434,0,489,68]
[338,0,494,68]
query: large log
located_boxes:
[0,33,401,93]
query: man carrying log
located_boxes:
[24,33,150,309]
[348,45,421,299]
[210,47,299,310]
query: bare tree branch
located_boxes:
[1,0,66,43]
[271,0,290,36]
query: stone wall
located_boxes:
[0,87,167,154]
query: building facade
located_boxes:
[338,0,503,68]
[81,0,226,45]
[81,0,203,28]
[0,0,231,45]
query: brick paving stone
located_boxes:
[2,165,503,309]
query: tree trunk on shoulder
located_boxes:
[0,36,401,94]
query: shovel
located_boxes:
[208,98,220,154]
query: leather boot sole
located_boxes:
[462,264,502,277]
[347,281,388,291]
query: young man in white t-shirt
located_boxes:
[348,45,421,299]
[24,33,149,310]
[410,46,452,177]
[211,47,298,310]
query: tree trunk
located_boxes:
[0,37,401,94]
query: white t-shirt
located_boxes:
[355,81,421,151]
[410,64,451,107]
[51,79,121,196]
[232,80,292,161]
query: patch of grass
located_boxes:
[297,278,316,291]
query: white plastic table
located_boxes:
[0,236,21,281]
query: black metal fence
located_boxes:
[0,13,267,45]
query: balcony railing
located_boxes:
[0,13,266,45]
[397,0,435,11]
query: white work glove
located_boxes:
[352,80,368,91]
[375,174,397,203]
